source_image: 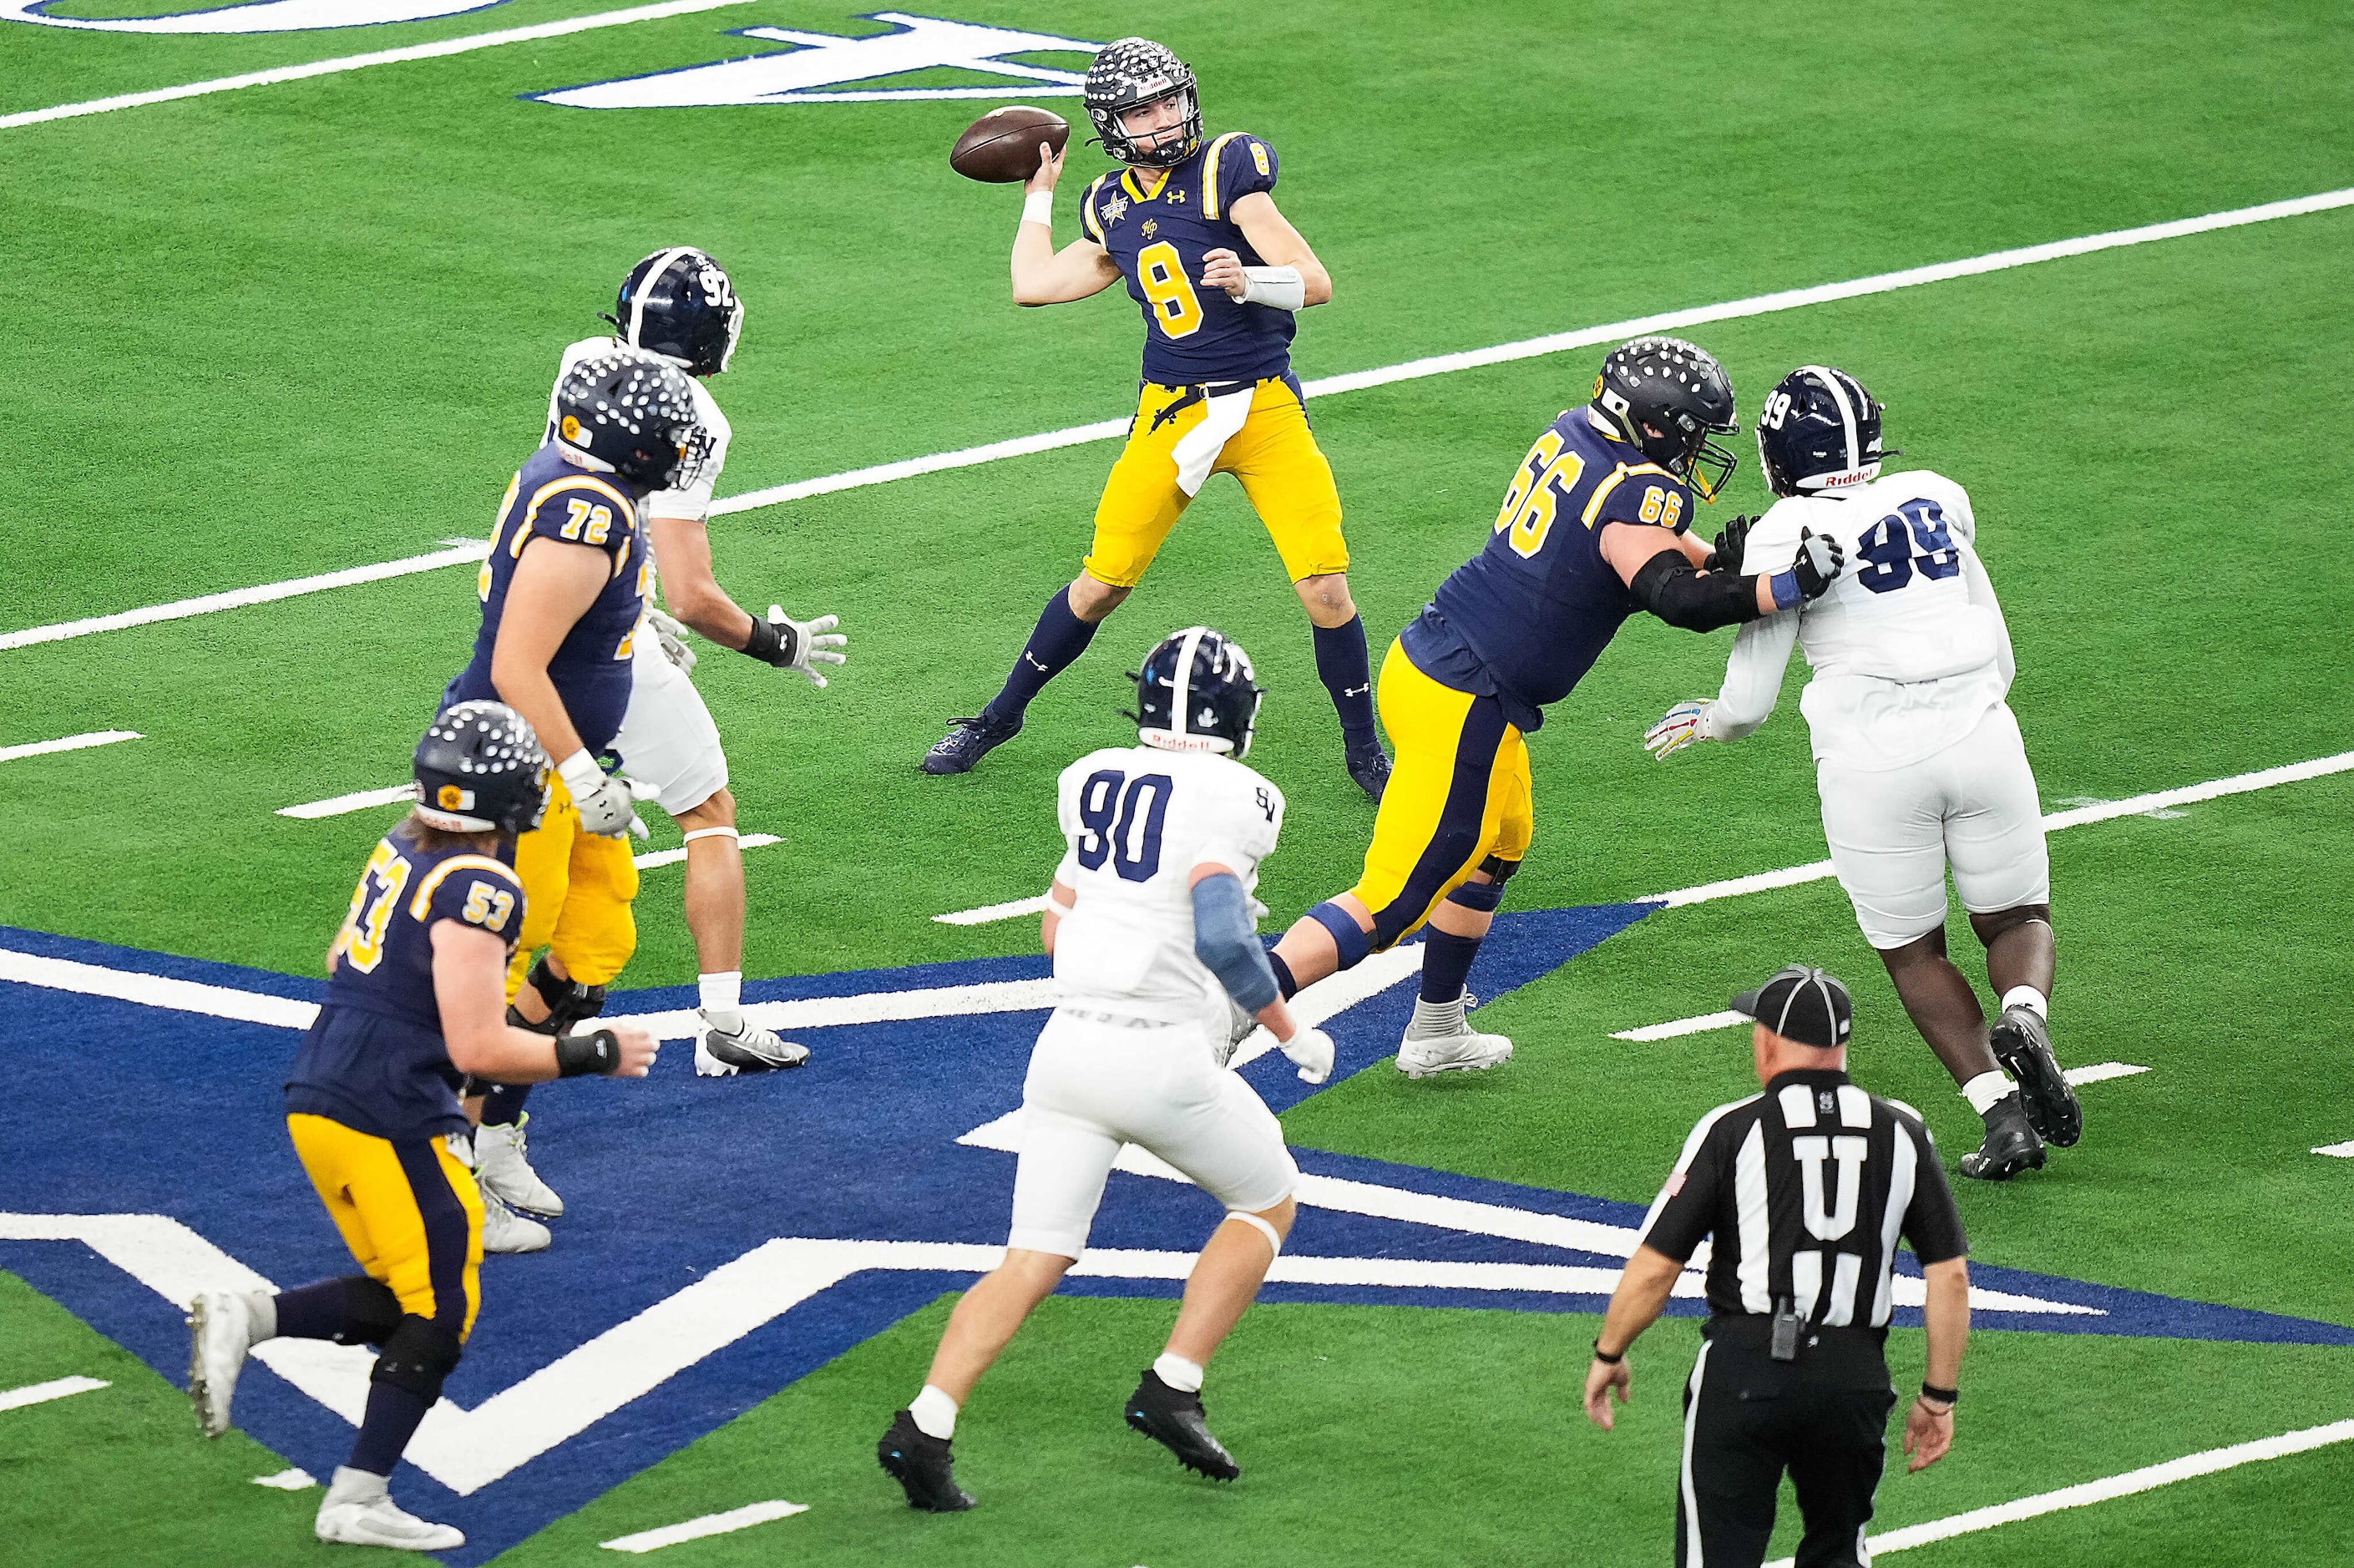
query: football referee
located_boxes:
[1584,964,1972,1567]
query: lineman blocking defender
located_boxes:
[1643,366,2080,1180]
[881,628,1335,1510]
[924,39,1393,802]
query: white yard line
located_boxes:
[0,1375,109,1413]
[633,832,780,870]
[0,730,140,764]
[1764,1416,2354,1568]
[932,894,1051,926]
[0,0,752,133]
[599,1500,808,1554]
[11,187,2353,652]
[277,783,418,819]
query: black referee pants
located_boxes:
[1675,1321,1896,1567]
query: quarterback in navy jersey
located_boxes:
[185,705,656,1554]
[923,38,1392,802]
[1259,339,1849,1079]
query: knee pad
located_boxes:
[1476,855,1521,884]
[1445,879,1506,913]
[371,1314,464,1404]
[518,955,607,1031]
[337,1277,404,1347]
[1306,901,1372,971]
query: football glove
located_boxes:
[1643,700,1717,761]
[647,607,696,673]
[1703,513,1754,574]
[743,605,848,687]
[1281,1025,1335,1085]
[556,750,648,840]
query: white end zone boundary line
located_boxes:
[6,185,2351,654]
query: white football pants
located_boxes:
[612,635,729,817]
[1816,701,2051,949]
[1007,1009,1298,1261]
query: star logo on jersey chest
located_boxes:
[1102,192,1130,225]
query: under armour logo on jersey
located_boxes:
[533,12,1105,111]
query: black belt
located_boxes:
[1704,1314,1888,1354]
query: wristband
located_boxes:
[1020,189,1054,227]
[740,612,797,668]
[1238,264,1304,311]
[554,748,604,800]
[1920,1382,1958,1408]
[553,1028,620,1078]
[1592,1339,1624,1365]
[1766,568,1803,611]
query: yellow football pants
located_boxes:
[1083,375,1349,589]
[288,1113,483,1338]
[507,771,640,999]
[1348,640,1534,949]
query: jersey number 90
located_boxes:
[1076,769,1173,883]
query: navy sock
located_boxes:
[273,1276,399,1345]
[1420,928,1485,1004]
[1312,616,1376,744]
[1268,950,1298,1002]
[479,1083,529,1127]
[980,587,1099,728]
[348,1380,433,1477]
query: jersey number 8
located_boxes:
[1136,241,1203,340]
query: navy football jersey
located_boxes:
[286,823,526,1140]
[1407,407,1696,730]
[1080,132,1295,386]
[444,444,650,754]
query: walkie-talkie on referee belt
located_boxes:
[1769,1297,1801,1361]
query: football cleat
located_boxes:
[478,1189,552,1254]
[1989,1005,2079,1148]
[878,1409,975,1511]
[1397,999,1513,1079]
[696,1014,811,1075]
[473,1115,562,1217]
[1344,736,1392,802]
[1124,1369,1239,1480]
[1957,1092,2046,1181]
[316,1468,464,1552]
[187,1290,258,1439]
[920,715,1021,776]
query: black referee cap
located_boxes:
[1730,964,1853,1050]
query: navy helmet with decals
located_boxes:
[603,246,742,377]
[1084,38,1202,168]
[551,347,709,489]
[1755,365,1892,498]
[415,701,546,836]
[1590,336,1740,501]
[1131,626,1263,757]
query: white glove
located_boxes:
[763,605,848,688]
[647,607,696,673]
[1643,700,1716,761]
[1280,1024,1335,1085]
[556,749,648,840]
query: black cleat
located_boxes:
[921,715,1021,776]
[878,1409,974,1511]
[1958,1092,2046,1181]
[1123,1370,1239,1480]
[1989,1004,2080,1148]
[1344,736,1392,802]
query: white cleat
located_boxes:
[696,1011,811,1076]
[478,1189,551,1254]
[473,1114,561,1216]
[315,1467,465,1552]
[187,1290,257,1439]
[1397,994,1513,1079]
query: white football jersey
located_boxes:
[547,336,732,524]
[1049,744,1286,1031]
[1730,468,2014,771]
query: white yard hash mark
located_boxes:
[0,0,753,133]
[0,731,141,763]
[597,1500,809,1553]
[251,1468,318,1489]
[933,894,1052,926]
[1761,1416,2354,1567]
[2312,1141,2354,1158]
[277,784,419,819]
[1613,1009,1749,1042]
[2062,1062,2149,1086]
[8,186,2353,650]
[632,833,780,870]
[0,1375,109,1412]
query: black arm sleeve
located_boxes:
[1628,552,1762,633]
[1901,1121,1971,1266]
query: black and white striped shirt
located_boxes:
[1639,1069,1967,1329]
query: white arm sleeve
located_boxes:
[1709,611,1800,739]
[1960,538,2014,689]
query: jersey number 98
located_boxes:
[1136,242,1203,340]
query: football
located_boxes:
[950,105,1071,184]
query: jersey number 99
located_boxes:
[1856,499,1961,595]
[1136,242,1203,340]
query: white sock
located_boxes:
[1407,995,1466,1039]
[325,1465,388,1505]
[1152,1353,1205,1393]
[1962,1070,2016,1115]
[243,1291,278,1342]
[2000,984,2048,1020]
[909,1383,958,1439]
[700,972,743,1033]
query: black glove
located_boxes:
[1790,526,1845,601]
[1703,513,1754,574]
